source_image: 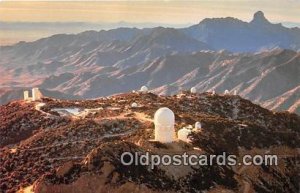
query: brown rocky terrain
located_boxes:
[0,92,299,193]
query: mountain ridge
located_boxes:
[0,11,299,114]
[182,11,300,52]
[0,92,299,192]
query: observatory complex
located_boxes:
[23,88,43,101]
[154,107,201,143]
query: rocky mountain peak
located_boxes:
[251,11,270,25]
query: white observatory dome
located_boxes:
[154,107,175,143]
[154,107,175,126]
[131,102,138,108]
[224,90,229,95]
[177,128,192,143]
[140,86,148,93]
[195,122,202,130]
[190,87,197,94]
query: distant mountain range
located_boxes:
[0,11,299,114]
[183,11,300,52]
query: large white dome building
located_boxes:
[154,107,175,143]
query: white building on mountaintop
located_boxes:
[154,107,175,143]
[195,122,202,130]
[32,88,42,101]
[140,86,148,93]
[24,88,43,101]
[131,102,138,108]
[23,91,29,100]
[190,87,197,94]
[177,127,192,142]
[153,108,205,143]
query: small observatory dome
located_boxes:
[140,86,148,93]
[154,107,175,143]
[195,122,202,130]
[190,87,197,94]
[131,102,138,108]
[224,90,229,95]
[177,128,192,143]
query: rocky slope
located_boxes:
[0,92,299,193]
[0,49,299,114]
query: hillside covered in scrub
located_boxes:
[0,91,299,193]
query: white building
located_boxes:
[177,127,192,142]
[224,90,229,95]
[154,107,175,143]
[233,90,237,95]
[190,87,197,94]
[131,102,138,108]
[195,122,202,130]
[32,88,42,101]
[23,91,29,100]
[140,86,148,93]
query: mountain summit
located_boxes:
[0,92,299,192]
[183,11,300,52]
[251,11,270,25]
